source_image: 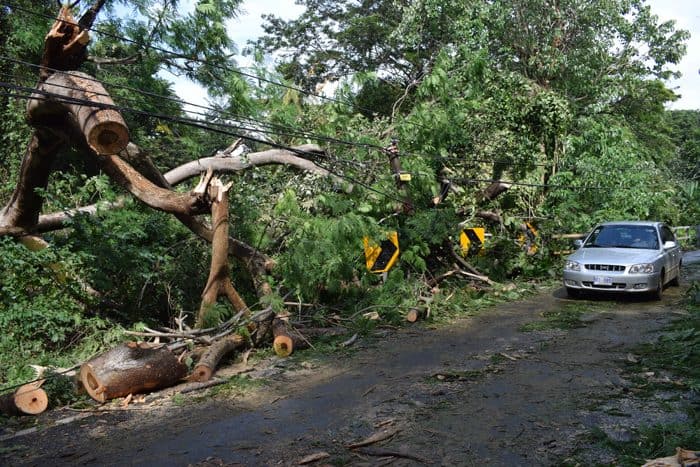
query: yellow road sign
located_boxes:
[363,231,400,273]
[518,222,538,255]
[460,227,485,256]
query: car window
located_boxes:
[660,226,676,244]
[584,225,659,249]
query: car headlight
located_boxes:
[564,260,581,271]
[629,263,654,274]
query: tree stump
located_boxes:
[80,342,187,403]
[0,383,49,416]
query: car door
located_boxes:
[660,225,681,280]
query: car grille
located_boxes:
[584,264,626,272]
[581,281,627,290]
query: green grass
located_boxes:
[578,282,700,464]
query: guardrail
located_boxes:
[671,225,698,248]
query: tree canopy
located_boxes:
[0,0,696,386]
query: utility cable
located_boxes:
[0,85,411,205]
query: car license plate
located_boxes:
[594,276,612,285]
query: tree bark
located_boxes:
[0,383,49,416]
[163,144,343,186]
[479,181,511,202]
[192,334,246,382]
[0,129,67,229]
[476,210,503,224]
[196,178,248,327]
[80,342,187,403]
[97,154,209,216]
[39,6,90,81]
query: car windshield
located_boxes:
[584,225,659,250]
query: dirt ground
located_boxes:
[2,252,699,466]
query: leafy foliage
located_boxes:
[0,0,697,391]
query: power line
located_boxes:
[0,85,411,205]
[1,1,388,118]
[0,79,597,192]
[2,1,579,175]
[0,57,379,158]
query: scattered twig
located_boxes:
[346,427,400,449]
[298,451,331,465]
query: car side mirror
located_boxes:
[663,240,677,249]
[573,239,583,249]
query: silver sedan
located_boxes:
[562,221,682,299]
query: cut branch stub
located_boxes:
[31,71,129,155]
[80,342,187,403]
[40,6,90,81]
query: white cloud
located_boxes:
[647,0,700,109]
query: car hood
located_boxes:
[568,247,661,265]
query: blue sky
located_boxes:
[167,0,699,111]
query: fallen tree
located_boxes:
[79,342,188,403]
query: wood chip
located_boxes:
[298,451,331,465]
[120,393,133,408]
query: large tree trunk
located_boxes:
[196,178,248,327]
[80,342,187,403]
[0,129,67,229]
[0,383,49,416]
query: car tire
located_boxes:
[566,287,580,299]
[652,270,664,300]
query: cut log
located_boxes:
[0,383,49,416]
[30,71,130,155]
[405,307,427,323]
[80,342,187,403]
[192,334,246,382]
[272,318,309,357]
